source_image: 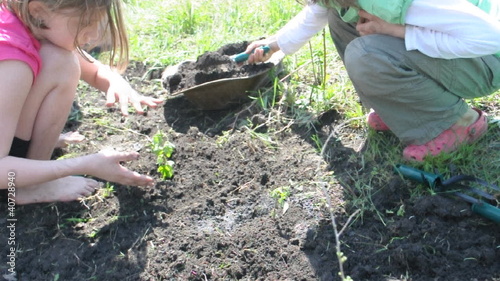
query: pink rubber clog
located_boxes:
[403,109,488,162]
[367,111,390,131]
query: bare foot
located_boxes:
[15,176,98,205]
[56,131,85,148]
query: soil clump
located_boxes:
[163,41,274,93]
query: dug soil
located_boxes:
[0,54,499,280]
[163,41,274,93]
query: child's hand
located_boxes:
[79,53,164,116]
[85,148,155,187]
[246,39,279,64]
[356,10,405,38]
[105,72,163,116]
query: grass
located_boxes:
[126,0,302,65]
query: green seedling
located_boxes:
[270,186,291,214]
[101,182,115,198]
[150,131,176,179]
[216,130,231,147]
[270,186,291,206]
[88,229,99,239]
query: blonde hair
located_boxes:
[2,0,129,71]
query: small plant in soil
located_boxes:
[270,186,291,214]
[150,131,176,179]
[270,186,290,206]
[101,182,115,198]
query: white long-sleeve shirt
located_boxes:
[276,0,500,59]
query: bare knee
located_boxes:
[39,42,81,85]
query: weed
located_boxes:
[397,204,406,217]
[218,262,231,269]
[251,77,281,111]
[270,186,292,214]
[88,230,99,239]
[101,182,115,198]
[216,130,232,147]
[311,134,323,152]
[270,186,291,206]
[150,131,176,179]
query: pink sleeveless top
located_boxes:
[0,7,41,77]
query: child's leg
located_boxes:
[15,42,80,160]
[327,9,359,61]
[12,42,98,204]
[343,34,499,145]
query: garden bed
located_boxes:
[0,61,499,281]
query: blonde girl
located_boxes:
[0,0,162,204]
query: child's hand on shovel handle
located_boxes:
[243,40,280,64]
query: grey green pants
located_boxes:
[327,10,500,145]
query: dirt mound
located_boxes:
[163,41,274,93]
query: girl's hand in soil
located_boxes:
[356,10,405,38]
[85,148,154,187]
[246,38,280,64]
[104,70,163,116]
[79,53,163,116]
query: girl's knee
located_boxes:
[39,42,80,81]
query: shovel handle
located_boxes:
[395,164,442,188]
[471,203,500,223]
[232,45,271,63]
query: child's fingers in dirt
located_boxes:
[99,149,140,161]
[119,170,154,187]
[141,96,163,107]
[86,150,153,186]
